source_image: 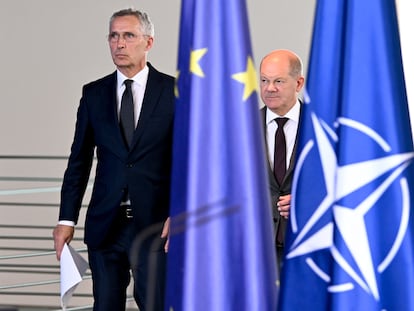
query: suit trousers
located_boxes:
[276,246,284,273]
[87,208,167,311]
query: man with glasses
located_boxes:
[53,8,174,311]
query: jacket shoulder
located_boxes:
[83,72,116,92]
[147,62,174,83]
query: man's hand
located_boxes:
[161,217,170,253]
[278,194,291,219]
[53,224,74,260]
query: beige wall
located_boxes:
[0,0,316,157]
[0,1,315,308]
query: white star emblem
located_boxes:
[287,112,414,300]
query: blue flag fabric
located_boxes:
[164,0,278,310]
[279,0,414,310]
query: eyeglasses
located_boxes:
[107,32,148,43]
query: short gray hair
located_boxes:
[109,8,155,37]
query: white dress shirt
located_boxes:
[265,100,301,170]
[116,65,149,127]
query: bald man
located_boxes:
[259,49,305,269]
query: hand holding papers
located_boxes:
[60,243,89,310]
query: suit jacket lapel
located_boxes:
[129,64,161,150]
[100,72,130,156]
[261,108,280,190]
[284,100,303,179]
[261,108,273,171]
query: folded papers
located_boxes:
[60,243,89,310]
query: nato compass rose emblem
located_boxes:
[286,107,414,302]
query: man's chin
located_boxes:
[115,62,131,69]
[114,57,130,65]
[266,100,281,107]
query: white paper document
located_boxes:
[60,243,89,310]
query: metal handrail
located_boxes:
[0,155,94,310]
[0,155,138,310]
[0,225,92,309]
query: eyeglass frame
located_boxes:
[107,31,150,43]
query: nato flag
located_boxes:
[279,0,414,310]
[164,0,278,310]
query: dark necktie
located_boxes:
[120,79,135,148]
[274,117,289,185]
[274,117,289,246]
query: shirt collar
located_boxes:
[266,99,301,125]
[116,65,149,89]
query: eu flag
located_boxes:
[165,0,278,310]
[279,0,414,310]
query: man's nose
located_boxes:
[267,83,277,91]
[116,37,127,48]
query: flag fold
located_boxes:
[165,0,278,310]
[279,1,414,310]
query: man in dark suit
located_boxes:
[53,8,174,311]
[259,49,305,269]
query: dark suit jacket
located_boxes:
[59,62,175,249]
[260,103,302,241]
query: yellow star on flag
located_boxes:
[190,48,208,77]
[232,56,258,101]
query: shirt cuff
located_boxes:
[58,220,75,227]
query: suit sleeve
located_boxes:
[59,87,95,224]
